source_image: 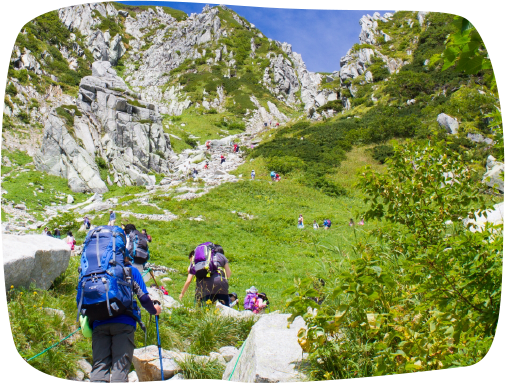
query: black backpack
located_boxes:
[130,230,150,264]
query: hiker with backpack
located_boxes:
[297,214,304,229]
[229,292,239,309]
[243,287,269,314]
[251,170,255,180]
[221,155,226,164]
[141,229,152,243]
[76,225,161,382]
[178,243,232,306]
[66,231,76,251]
[124,224,150,273]
[313,220,319,229]
[53,228,61,239]
[84,216,91,230]
[270,171,276,181]
[323,219,332,230]
[43,227,53,237]
[108,210,116,226]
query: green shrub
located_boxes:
[6,83,17,96]
[55,107,74,127]
[18,111,30,124]
[265,156,306,174]
[371,145,394,163]
[95,157,107,170]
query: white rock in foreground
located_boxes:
[3,234,71,290]
[222,314,306,382]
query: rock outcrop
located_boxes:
[35,61,174,190]
[483,155,504,193]
[34,112,108,193]
[222,314,307,382]
[3,234,71,290]
[437,113,459,135]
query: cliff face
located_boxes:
[35,61,173,192]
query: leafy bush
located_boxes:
[285,142,501,378]
[55,107,75,127]
[95,157,107,170]
[317,100,343,113]
[371,145,394,163]
[265,156,306,174]
[6,83,17,96]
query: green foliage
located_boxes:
[285,142,501,378]
[432,16,494,89]
[265,156,306,174]
[385,71,435,100]
[371,145,394,164]
[317,100,343,114]
[177,356,224,380]
[17,110,30,124]
[95,157,107,170]
[111,2,187,21]
[55,106,75,127]
[6,83,17,96]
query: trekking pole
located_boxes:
[149,269,169,295]
[153,300,164,381]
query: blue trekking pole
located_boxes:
[154,301,164,380]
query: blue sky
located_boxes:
[118,2,388,73]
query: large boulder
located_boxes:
[222,314,306,382]
[463,202,504,232]
[3,234,71,290]
[483,155,504,193]
[437,113,459,134]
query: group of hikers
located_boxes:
[297,214,364,229]
[76,231,268,381]
[43,227,77,250]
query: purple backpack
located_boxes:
[190,242,218,279]
[243,292,257,311]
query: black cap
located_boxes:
[229,292,238,299]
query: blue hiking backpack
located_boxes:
[76,226,137,324]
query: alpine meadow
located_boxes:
[1,2,503,382]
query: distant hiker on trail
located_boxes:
[44,227,53,237]
[313,220,319,229]
[323,219,332,230]
[206,140,211,150]
[358,218,365,226]
[77,225,161,382]
[84,216,91,230]
[141,229,152,243]
[66,231,76,251]
[124,224,150,273]
[251,170,256,180]
[270,171,276,181]
[108,210,116,226]
[264,122,267,127]
[275,173,280,182]
[349,218,355,227]
[298,214,304,229]
[204,161,209,170]
[179,243,232,306]
[243,287,269,314]
[276,122,280,127]
[53,228,61,239]
[221,155,226,164]
[229,292,239,309]
[235,144,240,153]
[192,168,198,179]
[256,292,269,313]
[233,144,238,153]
